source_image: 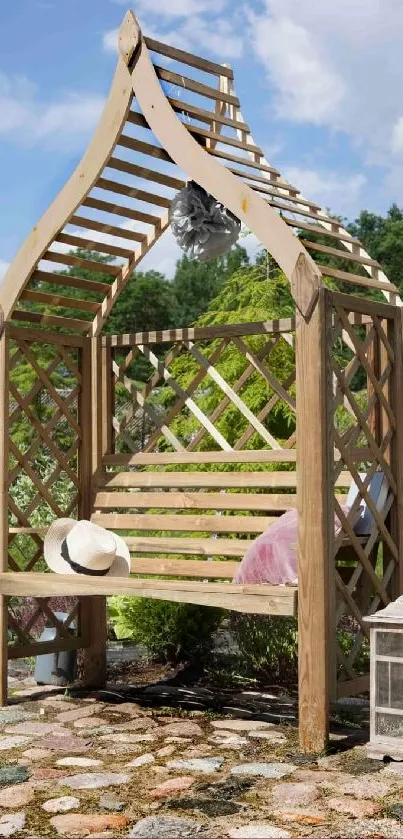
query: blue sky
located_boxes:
[1,0,403,281]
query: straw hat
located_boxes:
[44,518,130,577]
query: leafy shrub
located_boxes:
[108,597,223,664]
[230,614,298,685]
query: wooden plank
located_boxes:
[94,491,298,512]
[123,536,249,556]
[103,450,297,466]
[168,97,248,132]
[186,123,261,155]
[91,512,275,533]
[145,36,234,79]
[387,311,403,597]
[107,156,185,190]
[0,332,8,704]
[83,196,161,228]
[96,177,171,209]
[296,287,334,752]
[99,470,352,489]
[6,324,85,348]
[8,635,84,660]
[0,572,296,598]
[42,250,120,276]
[130,558,240,578]
[283,216,361,245]
[322,265,398,295]
[154,65,240,107]
[11,310,92,332]
[20,289,100,314]
[207,145,280,175]
[102,318,295,347]
[56,232,134,260]
[301,239,381,270]
[30,269,110,295]
[69,214,147,243]
[118,135,173,163]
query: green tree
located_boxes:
[172,244,249,325]
[347,204,403,293]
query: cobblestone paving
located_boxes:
[0,675,401,837]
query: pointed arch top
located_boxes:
[0,8,399,334]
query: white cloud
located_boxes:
[281,166,367,217]
[0,261,9,283]
[250,15,345,125]
[391,117,403,155]
[103,12,242,60]
[111,0,225,17]
[103,28,118,53]
[249,0,403,194]
[0,72,104,150]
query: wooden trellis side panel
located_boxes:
[1,326,95,672]
[326,291,403,699]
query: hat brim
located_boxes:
[44,518,131,578]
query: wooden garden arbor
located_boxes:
[0,9,402,752]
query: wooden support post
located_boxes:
[388,311,403,598]
[79,337,108,688]
[0,329,9,705]
[296,287,335,752]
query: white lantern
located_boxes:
[365,596,403,760]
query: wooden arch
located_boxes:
[0,9,398,333]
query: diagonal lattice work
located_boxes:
[6,328,87,656]
[328,294,403,693]
[107,321,296,455]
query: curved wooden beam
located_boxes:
[0,46,134,321]
[119,11,322,319]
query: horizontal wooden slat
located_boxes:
[248,180,319,210]
[207,146,280,176]
[118,135,173,164]
[84,196,161,227]
[322,265,397,294]
[155,65,240,106]
[107,156,185,190]
[91,512,275,533]
[186,123,261,155]
[130,558,240,578]
[96,176,171,208]
[99,471,301,489]
[0,573,298,617]
[103,450,297,466]
[145,36,234,79]
[30,269,110,295]
[6,325,85,347]
[20,289,100,313]
[69,214,147,243]
[8,636,84,660]
[168,97,248,132]
[56,232,133,260]
[102,318,295,346]
[283,216,362,245]
[93,491,298,512]
[227,166,300,196]
[268,200,340,227]
[301,239,381,269]
[11,310,92,332]
[123,536,249,556]
[330,289,398,320]
[42,250,120,276]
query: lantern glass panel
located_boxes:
[376,660,390,706]
[376,631,403,657]
[391,662,403,709]
[376,712,403,738]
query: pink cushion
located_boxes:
[233,506,349,585]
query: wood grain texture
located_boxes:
[0,334,8,704]
[296,288,334,752]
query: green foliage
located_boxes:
[108,597,223,664]
[171,244,249,325]
[229,614,298,685]
[347,204,403,294]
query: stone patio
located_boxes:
[0,671,401,838]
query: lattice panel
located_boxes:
[329,300,401,686]
[110,326,296,455]
[7,332,83,650]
